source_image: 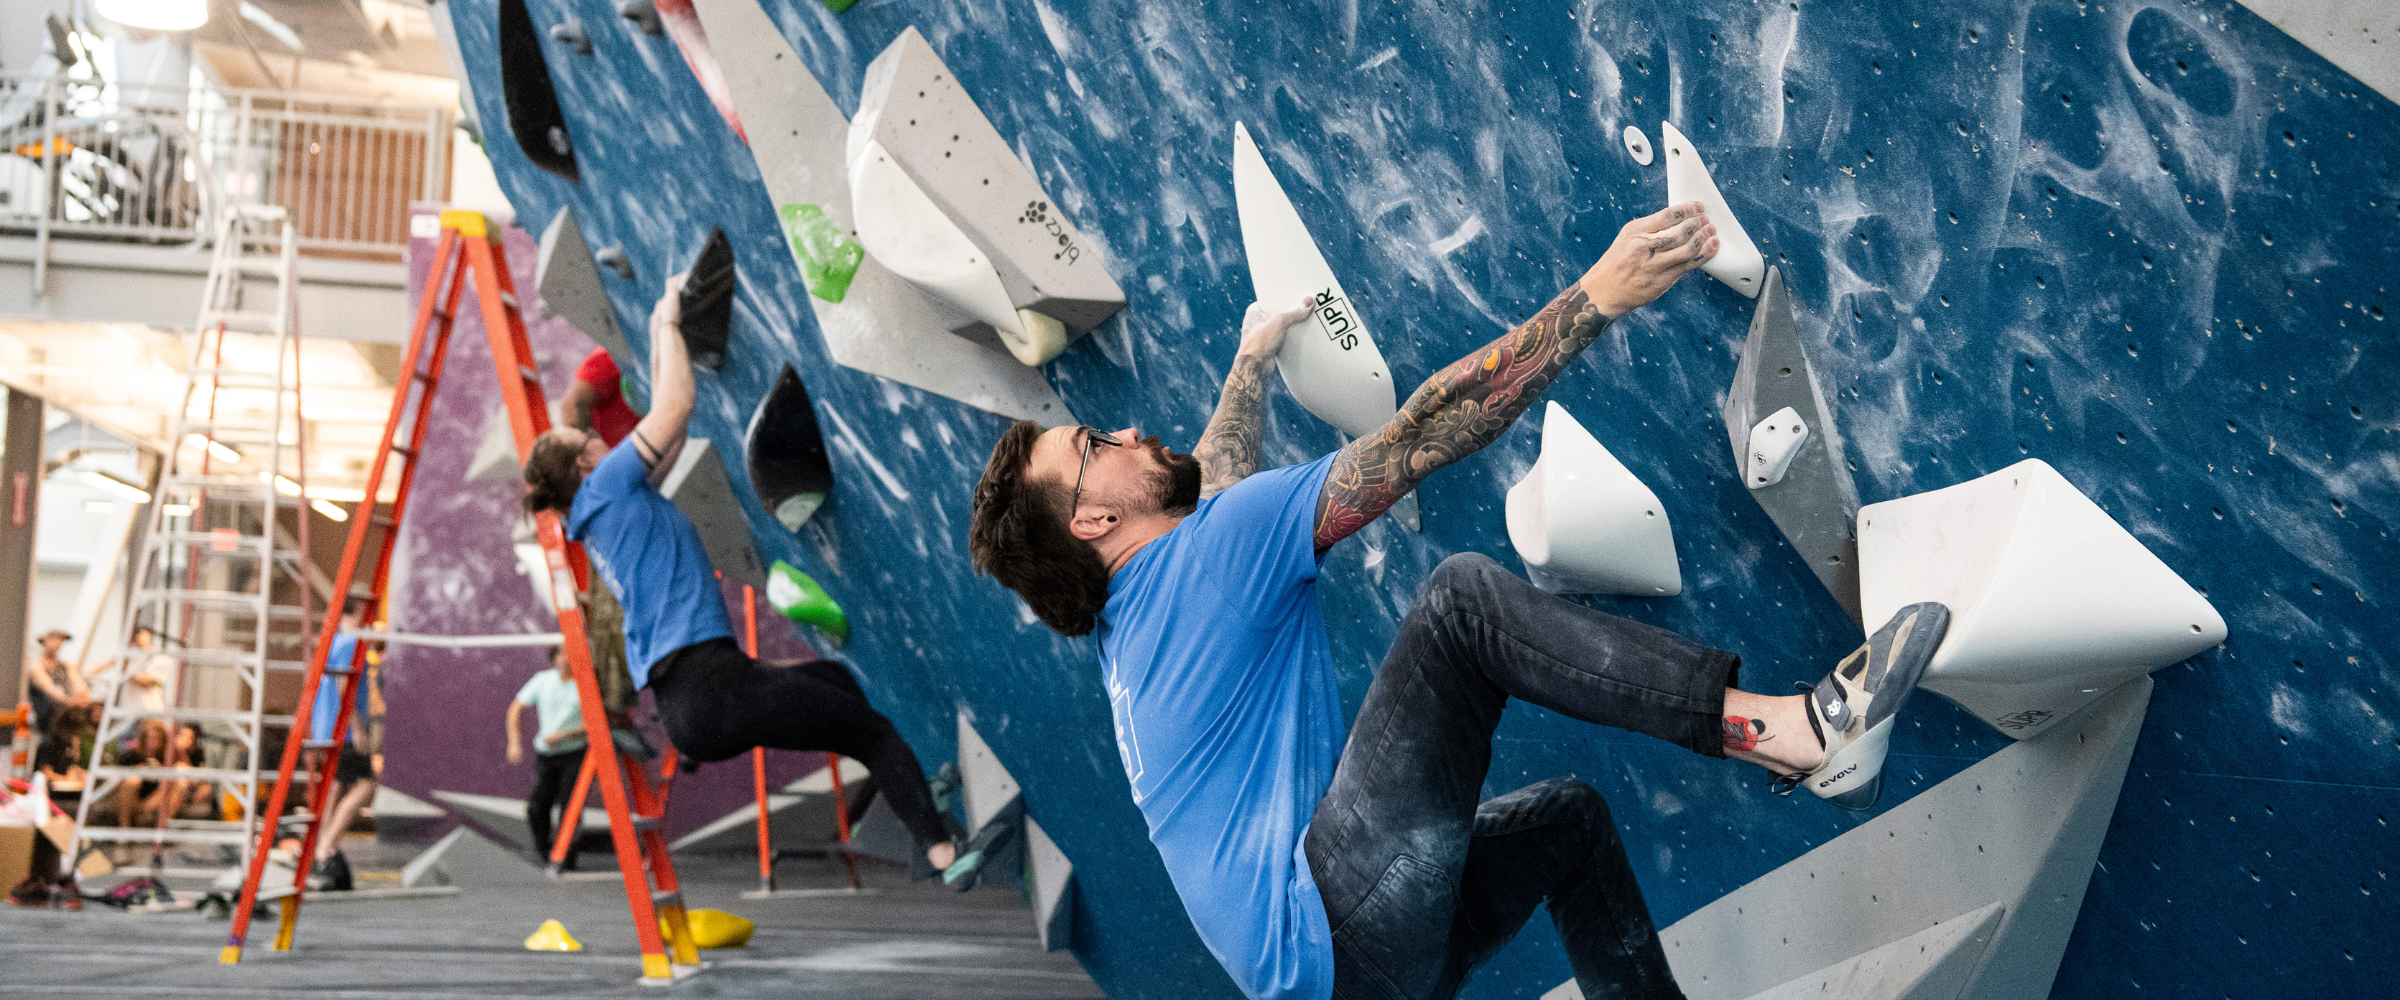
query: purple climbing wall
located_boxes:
[379,205,826,842]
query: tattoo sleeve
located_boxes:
[1315,285,1613,549]
[1193,351,1276,498]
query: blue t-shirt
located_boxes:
[565,440,733,686]
[1097,453,1343,1000]
[309,632,370,744]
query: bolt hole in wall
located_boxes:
[435,1,2397,998]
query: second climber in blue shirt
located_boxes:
[520,273,971,883]
[967,203,1952,1000]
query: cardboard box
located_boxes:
[0,824,35,889]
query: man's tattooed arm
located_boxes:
[1193,352,1276,498]
[1313,287,1613,548]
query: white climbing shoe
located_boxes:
[1776,602,1951,811]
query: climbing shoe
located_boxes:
[941,816,1017,893]
[314,852,354,892]
[768,560,850,646]
[1773,602,1950,812]
[928,762,961,818]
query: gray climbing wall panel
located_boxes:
[442,2,2397,997]
[1722,266,1863,625]
[660,437,767,588]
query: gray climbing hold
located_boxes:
[1544,677,2153,1000]
[548,17,591,56]
[617,0,662,36]
[659,438,767,588]
[536,207,632,361]
[1025,816,1075,952]
[1722,266,1863,626]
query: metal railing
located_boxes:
[0,73,450,258]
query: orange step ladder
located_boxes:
[223,210,700,981]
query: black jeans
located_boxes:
[649,639,950,848]
[526,747,585,868]
[1306,553,1737,1000]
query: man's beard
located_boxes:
[1141,436,1204,515]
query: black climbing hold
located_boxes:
[498,0,580,183]
[618,0,663,36]
[745,365,834,532]
[678,227,735,371]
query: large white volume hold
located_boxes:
[1659,122,1765,298]
[847,26,1124,364]
[1231,121,1398,441]
[1504,402,1681,596]
[688,0,1068,420]
[1856,458,2227,739]
[847,139,1057,363]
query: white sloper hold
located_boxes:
[1856,459,2227,739]
[1231,121,1418,531]
[658,438,767,589]
[1745,405,1809,489]
[846,27,1124,366]
[1660,121,1766,298]
[1504,402,1681,596]
[688,0,1068,421]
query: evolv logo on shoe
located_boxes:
[1817,764,1857,789]
[1310,288,1361,351]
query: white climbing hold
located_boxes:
[1623,124,1653,165]
[846,27,1124,366]
[1660,121,1766,298]
[1504,402,1681,596]
[1745,405,1809,489]
[1231,120,1399,441]
[658,438,767,589]
[1856,459,2227,739]
[846,139,1030,351]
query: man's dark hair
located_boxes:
[522,433,585,515]
[969,421,1112,637]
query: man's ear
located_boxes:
[1068,503,1119,543]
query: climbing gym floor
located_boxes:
[0,842,1101,999]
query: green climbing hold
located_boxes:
[780,204,865,303]
[768,560,850,647]
[819,0,860,12]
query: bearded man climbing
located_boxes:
[969,202,1950,1000]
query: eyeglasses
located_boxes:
[1071,426,1120,508]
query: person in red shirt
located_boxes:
[560,347,642,719]
[563,348,641,447]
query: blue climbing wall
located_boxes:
[441,1,2394,996]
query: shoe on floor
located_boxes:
[7,878,50,908]
[317,852,354,892]
[1775,602,1951,811]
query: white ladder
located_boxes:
[72,204,319,871]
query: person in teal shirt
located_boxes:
[507,648,588,870]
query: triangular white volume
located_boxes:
[535,207,632,361]
[1858,459,2226,739]
[1545,678,2154,1000]
[658,438,767,588]
[1660,122,1765,298]
[847,139,1027,342]
[847,27,1123,364]
[1504,402,1680,596]
[1231,121,1398,441]
[686,0,1069,421]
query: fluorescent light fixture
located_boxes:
[257,471,304,496]
[183,433,241,463]
[81,470,153,504]
[238,1,302,50]
[83,500,118,514]
[162,503,194,517]
[97,0,208,32]
[311,498,350,521]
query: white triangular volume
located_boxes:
[1659,122,1765,298]
[1738,903,2003,1000]
[1231,121,1398,440]
[847,140,1030,345]
[1538,678,2152,1000]
[535,206,631,361]
[1504,402,1681,596]
[957,711,1023,833]
[1858,459,2225,739]
[658,438,767,588]
[687,0,1069,421]
[846,27,1123,366]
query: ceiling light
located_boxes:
[83,500,118,514]
[184,433,241,463]
[311,498,350,522]
[162,503,194,517]
[95,0,208,32]
[238,1,303,50]
[81,470,153,504]
[258,471,303,496]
